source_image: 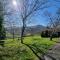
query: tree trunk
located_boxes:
[21,21,25,43]
[13,30,14,40]
[21,27,24,43]
[50,36,52,41]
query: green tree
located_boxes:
[0,1,6,46]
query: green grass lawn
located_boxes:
[0,35,57,60]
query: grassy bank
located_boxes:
[0,35,57,60]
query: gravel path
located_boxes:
[44,42,60,60]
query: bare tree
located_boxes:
[17,0,49,43]
[44,10,60,40]
[3,0,18,40]
[4,19,16,40]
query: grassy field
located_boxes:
[0,35,57,60]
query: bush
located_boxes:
[51,32,58,38]
[41,30,50,37]
[0,28,6,46]
[57,32,60,37]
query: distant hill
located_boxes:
[5,25,46,37]
[25,25,46,35]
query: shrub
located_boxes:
[41,30,50,37]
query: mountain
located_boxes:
[6,25,46,37]
[25,25,46,35]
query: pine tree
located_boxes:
[0,1,6,46]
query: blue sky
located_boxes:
[34,0,60,26]
[5,0,60,27]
